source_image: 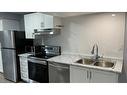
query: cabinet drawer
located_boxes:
[20,61,27,67]
[20,64,28,68]
[20,67,28,72]
[20,57,28,63]
[20,60,27,64]
[21,72,28,79]
[21,76,29,82]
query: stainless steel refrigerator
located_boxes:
[0,30,27,82]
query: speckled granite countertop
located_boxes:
[47,54,123,73]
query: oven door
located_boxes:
[28,58,48,83]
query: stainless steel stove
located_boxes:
[28,45,61,83]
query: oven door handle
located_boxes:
[28,59,47,65]
[49,63,69,69]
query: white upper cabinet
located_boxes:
[0,19,20,31]
[24,13,44,39]
[44,14,62,28]
[24,13,62,39]
[44,14,53,29]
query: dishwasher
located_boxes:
[48,62,70,83]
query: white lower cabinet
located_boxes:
[0,43,3,73]
[70,65,119,83]
[0,49,3,73]
[70,65,89,83]
[19,56,29,82]
[89,69,118,83]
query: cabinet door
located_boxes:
[0,20,3,30]
[44,14,53,29]
[24,13,44,39]
[24,14,34,39]
[0,45,3,73]
[90,69,118,83]
[70,65,89,83]
[53,17,62,28]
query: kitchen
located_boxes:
[0,12,126,83]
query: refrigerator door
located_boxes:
[0,30,15,48]
[1,48,17,82]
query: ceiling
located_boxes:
[43,12,94,17]
[10,12,32,15]
[11,12,95,17]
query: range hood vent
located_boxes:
[33,28,61,35]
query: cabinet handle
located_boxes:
[41,22,44,28]
[55,25,64,27]
[32,33,35,38]
[90,71,92,79]
[87,70,89,79]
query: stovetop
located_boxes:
[32,54,56,59]
[28,54,58,61]
[28,45,61,61]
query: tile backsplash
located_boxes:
[41,13,125,58]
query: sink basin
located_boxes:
[75,58,94,65]
[94,61,115,68]
[75,58,115,68]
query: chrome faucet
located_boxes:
[91,44,100,60]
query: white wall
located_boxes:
[44,13,125,58]
[0,13,25,31]
[119,13,127,82]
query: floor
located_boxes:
[0,73,24,83]
[0,73,13,83]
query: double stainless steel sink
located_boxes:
[75,58,115,68]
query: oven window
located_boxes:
[28,61,49,83]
